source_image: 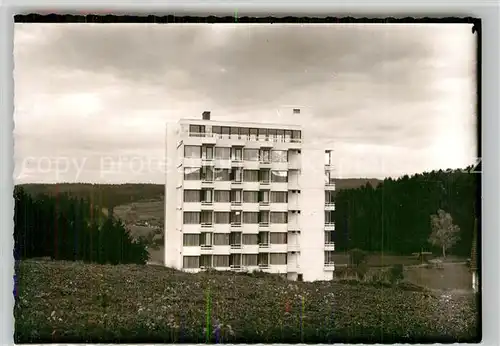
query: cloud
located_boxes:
[13,23,477,183]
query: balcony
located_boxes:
[259,180,271,188]
[201,179,215,187]
[201,201,213,210]
[259,160,272,168]
[201,223,214,230]
[325,202,336,211]
[258,263,270,269]
[325,223,335,231]
[325,181,336,190]
[230,243,242,249]
[230,264,242,271]
[259,222,270,229]
[324,242,335,251]
[231,160,244,168]
[258,243,270,249]
[230,222,242,228]
[186,131,302,144]
[259,201,270,209]
[230,201,243,210]
[324,262,335,271]
[231,180,243,188]
[202,158,215,166]
[200,245,213,252]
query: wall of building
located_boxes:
[298,145,327,282]
[164,123,182,269]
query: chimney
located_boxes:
[202,111,211,120]
[293,108,301,114]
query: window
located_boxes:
[271,150,288,163]
[183,256,200,268]
[212,126,221,138]
[221,127,230,137]
[243,191,258,203]
[271,191,288,203]
[231,190,242,204]
[260,149,271,162]
[230,232,242,246]
[184,145,201,158]
[259,211,270,224]
[201,167,214,181]
[200,232,213,247]
[230,127,240,139]
[259,191,270,204]
[202,146,214,160]
[258,253,269,265]
[201,211,213,225]
[243,170,259,182]
[229,254,241,267]
[242,234,258,245]
[249,128,258,141]
[258,128,268,141]
[325,231,335,244]
[325,150,333,166]
[213,233,229,246]
[325,171,335,185]
[240,127,250,140]
[258,232,269,245]
[189,125,205,137]
[259,169,270,183]
[183,234,200,246]
[243,212,259,224]
[271,212,288,224]
[215,147,231,160]
[230,211,242,225]
[215,168,230,181]
[276,129,285,142]
[184,167,201,180]
[231,147,243,161]
[325,251,335,265]
[184,190,201,203]
[325,191,335,205]
[214,190,230,203]
[270,253,287,265]
[244,149,260,161]
[202,189,213,203]
[291,130,302,141]
[268,129,277,141]
[242,254,258,266]
[271,171,288,183]
[325,211,335,224]
[215,212,230,224]
[270,233,287,244]
[183,212,200,224]
[284,130,292,142]
[231,168,243,182]
[200,255,212,268]
[213,255,230,267]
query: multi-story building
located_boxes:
[164,110,336,281]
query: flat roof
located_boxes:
[178,118,302,130]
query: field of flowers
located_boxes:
[15,260,479,343]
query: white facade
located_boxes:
[164,110,335,281]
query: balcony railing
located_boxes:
[230,222,242,227]
[188,132,302,143]
[259,243,270,248]
[259,222,270,227]
[201,244,213,250]
[231,201,242,206]
[260,180,270,185]
[201,223,214,228]
[259,201,270,206]
[230,244,242,249]
[258,263,270,269]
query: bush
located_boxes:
[389,264,405,284]
[349,248,368,267]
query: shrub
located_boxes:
[389,264,405,284]
[349,248,368,267]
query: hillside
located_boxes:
[18,178,381,207]
[15,260,478,343]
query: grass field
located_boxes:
[15,259,479,343]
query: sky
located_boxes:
[13,23,477,184]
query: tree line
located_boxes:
[14,186,149,264]
[333,168,479,257]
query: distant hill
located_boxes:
[17,178,381,208]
